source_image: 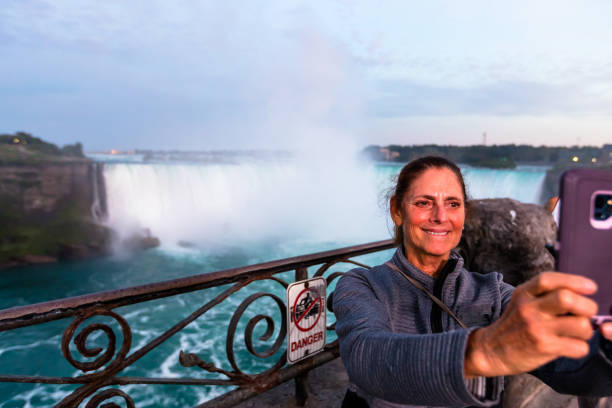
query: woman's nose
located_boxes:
[431,203,448,222]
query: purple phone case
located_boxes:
[557,168,612,324]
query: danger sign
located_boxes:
[287,277,326,363]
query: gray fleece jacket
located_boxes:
[333,248,612,408]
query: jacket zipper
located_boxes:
[430,259,457,333]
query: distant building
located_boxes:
[1,136,27,145]
[1,132,31,145]
[379,147,400,161]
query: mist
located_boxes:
[101,27,392,252]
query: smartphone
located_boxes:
[556,168,612,326]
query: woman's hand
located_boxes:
[465,272,599,378]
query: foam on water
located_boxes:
[0,338,58,358]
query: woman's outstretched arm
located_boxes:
[465,271,612,396]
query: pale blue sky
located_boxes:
[1,1,611,150]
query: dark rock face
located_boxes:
[540,167,563,205]
[0,161,96,217]
[0,159,160,269]
[0,161,115,268]
[121,229,161,251]
[457,198,557,286]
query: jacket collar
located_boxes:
[390,246,464,288]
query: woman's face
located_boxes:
[391,167,466,263]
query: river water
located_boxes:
[0,156,548,407]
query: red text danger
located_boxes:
[291,331,323,352]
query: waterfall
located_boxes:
[102,158,388,249]
[461,166,548,204]
[90,162,106,222]
[99,158,549,249]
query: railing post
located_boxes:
[295,372,309,406]
[295,266,308,282]
[294,267,309,406]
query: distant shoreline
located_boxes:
[363,143,612,170]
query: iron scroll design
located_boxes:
[85,389,135,408]
[0,239,395,407]
[178,280,290,385]
[61,309,132,379]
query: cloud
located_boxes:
[368,78,612,118]
[369,113,612,148]
[2,1,612,149]
[0,1,369,151]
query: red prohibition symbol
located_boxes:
[292,287,323,332]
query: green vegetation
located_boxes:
[0,197,108,261]
[363,144,612,169]
[0,188,111,267]
[0,131,84,165]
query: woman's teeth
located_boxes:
[425,230,448,236]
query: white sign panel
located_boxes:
[286,277,327,363]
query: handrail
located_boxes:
[0,239,394,330]
[0,239,396,407]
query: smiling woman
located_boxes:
[389,158,467,277]
[334,156,612,408]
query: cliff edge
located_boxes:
[0,132,112,268]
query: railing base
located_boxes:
[197,347,339,408]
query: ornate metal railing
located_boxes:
[0,239,395,407]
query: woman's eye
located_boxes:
[448,201,462,208]
[415,201,431,208]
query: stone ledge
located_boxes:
[235,358,348,408]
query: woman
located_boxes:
[334,156,612,408]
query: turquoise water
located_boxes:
[0,159,548,407]
[0,242,394,407]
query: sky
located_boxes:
[1,0,611,151]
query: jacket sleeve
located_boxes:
[531,333,612,396]
[334,269,502,406]
[498,280,612,396]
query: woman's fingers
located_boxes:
[535,288,598,317]
[551,316,594,341]
[520,272,598,297]
[601,322,612,341]
[549,336,592,359]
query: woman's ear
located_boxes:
[390,196,403,226]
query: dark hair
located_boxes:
[390,156,468,246]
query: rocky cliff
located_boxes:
[0,133,113,268]
[0,160,113,268]
[457,198,557,286]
